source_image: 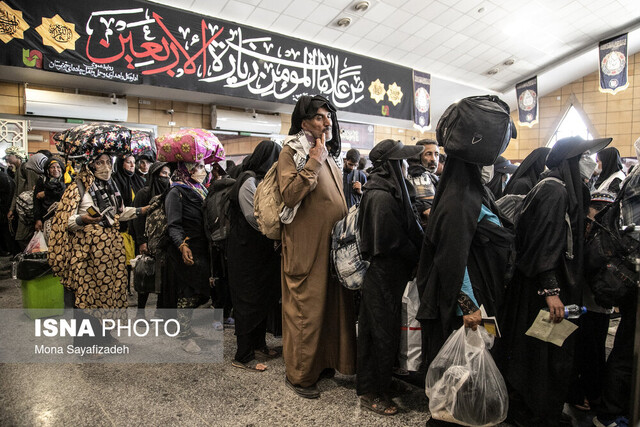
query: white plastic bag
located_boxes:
[425,326,508,426]
[399,279,422,372]
[24,231,48,254]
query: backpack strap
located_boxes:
[76,177,86,201]
[536,177,573,259]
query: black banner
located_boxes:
[412,70,431,132]
[515,76,538,127]
[0,0,413,120]
[599,33,629,95]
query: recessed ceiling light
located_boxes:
[477,7,485,13]
[354,1,370,12]
[337,17,352,27]
[486,68,499,75]
[503,58,516,66]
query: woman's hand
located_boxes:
[545,295,565,323]
[34,220,43,231]
[80,214,102,224]
[180,245,194,266]
[36,191,45,199]
[463,309,482,330]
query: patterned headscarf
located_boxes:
[4,146,27,161]
[172,162,208,200]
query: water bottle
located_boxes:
[545,304,587,319]
[564,304,587,319]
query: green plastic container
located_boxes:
[21,274,64,319]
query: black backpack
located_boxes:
[585,183,640,308]
[437,95,517,166]
[203,177,236,247]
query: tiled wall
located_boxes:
[3,51,639,159]
[504,51,640,161]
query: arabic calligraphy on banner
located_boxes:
[3,0,413,120]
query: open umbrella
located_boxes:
[155,128,225,164]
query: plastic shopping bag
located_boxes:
[399,279,422,372]
[25,231,48,254]
[425,326,508,426]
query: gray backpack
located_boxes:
[330,205,369,290]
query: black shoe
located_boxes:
[285,376,320,399]
[319,368,335,380]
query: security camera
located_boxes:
[167,109,174,115]
[252,113,257,119]
[110,93,117,105]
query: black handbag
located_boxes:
[133,255,156,294]
[14,252,52,280]
[585,185,640,308]
[436,95,516,166]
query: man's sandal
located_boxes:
[231,360,267,372]
[360,394,398,416]
[255,347,279,360]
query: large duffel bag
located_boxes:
[436,95,516,166]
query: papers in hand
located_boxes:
[525,309,578,347]
[479,305,501,338]
[86,205,115,226]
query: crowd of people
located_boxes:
[1,94,638,427]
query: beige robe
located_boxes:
[277,145,356,387]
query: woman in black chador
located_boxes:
[594,147,625,195]
[356,140,424,415]
[227,140,282,371]
[497,136,612,427]
[503,147,551,196]
[165,161,211,353]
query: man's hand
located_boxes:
[7,211,14,221]
[352,181,362,194]
[36,191,45,200]
[34,220,43,231]
[309,134,328,163]
[181,245,194,266]
[545,295,564,323]
[463,309,482,331]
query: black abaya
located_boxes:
[226,140,282,363]
[503,147,550,196]
[497,167,584,426]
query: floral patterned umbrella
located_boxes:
[155,128,225,164]
[53,123,131,162]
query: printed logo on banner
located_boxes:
[23,49,43,68]
[0,1,29,44]
[369,79,386,103]
[386,82,403,106]
[412,70,431,132]
[599,33,629,95]
[36,14,80,53]
[515,76,538,128]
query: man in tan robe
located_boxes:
[277,95,356,399]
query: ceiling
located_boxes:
[154,0,640,92]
